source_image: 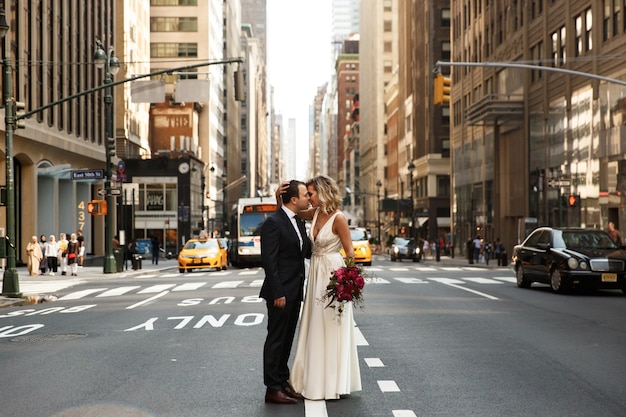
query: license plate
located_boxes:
[602,273,617,282]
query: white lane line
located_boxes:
[250,279,264,287]
[378,380,401,392]
[238,270,258,275]
[415,267,437,271]
[138,284,176,294]
[393,411,417,417]
[160,273,180,278]
[58,288,107,300]
[212,280,244,289]
[134,274,158,279]
[96,286,141,297]
[304,399,328,417]
[464,277,503,284]
[430,278,499,300]
[126,291,169,309]
[389,267,410,271]
[395,277,428,284]
[441,267,463,271]
[354,326,368,346]
[172,282,207,291]
[364,358,385,367]
[368,267,384,272]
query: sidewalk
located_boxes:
[0,257,177,309]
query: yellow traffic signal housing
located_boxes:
[87,200,107,216]
[434,73,451,105]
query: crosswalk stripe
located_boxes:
[212,280,244,289]
[138,284,176,294]
[395,278,428,284]
[59,288,107,300]
[172,282,206,291]
[250,279,264,287]
[494,276,517,283]
[96,286,141,297]
[463,277,503,284]
[364,358,385,367]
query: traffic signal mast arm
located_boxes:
[434,60,626,88]
[15,57,246,123]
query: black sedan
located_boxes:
[512,227,626,294]
[390,237,421,262]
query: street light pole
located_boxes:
[408,162,415,240]
[94,41,120,274]
[0,8,19,296]
[376,180,382,247]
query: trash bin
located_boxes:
[113,248,124,272]
[132,254,142,270]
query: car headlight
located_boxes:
[393,247,399,254]
[579,261,589,270]
[567,257,579,269]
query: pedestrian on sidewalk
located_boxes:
[76,229,85,267]
[45,234,59,275]
[58,233,69,275]
[26,235,43,276]
[39,234,48,275]
[67,233,81,276]
[151,235,161,265]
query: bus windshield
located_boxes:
[240,212,271,236]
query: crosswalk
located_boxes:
[17,265,516,301]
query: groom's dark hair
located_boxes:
[282,180,305,204]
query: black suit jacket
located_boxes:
[260,208,312,303]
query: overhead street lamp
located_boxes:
[376,179,382,247]
[407,161,415,240]
[0,8,19,297]
[94,40,120,274]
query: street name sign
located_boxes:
[72,169,104,180]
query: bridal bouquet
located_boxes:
[322,257,366,318]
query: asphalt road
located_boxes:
[1,256,625,417]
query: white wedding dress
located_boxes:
[290,209,362,400]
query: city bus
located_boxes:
[228,197,277,267]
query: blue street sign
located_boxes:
[71,169,104,180]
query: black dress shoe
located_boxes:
[282,386,304,400]
[265,389,298,404]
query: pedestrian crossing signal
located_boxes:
[568,194,578,207]
[87,200,107,216]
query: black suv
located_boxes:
[390,237,421,262]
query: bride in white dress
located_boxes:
[288,175,362,400]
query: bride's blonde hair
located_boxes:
[306,175,341,214]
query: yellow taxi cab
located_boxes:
[340,226,372,266]
[178,237,228,273]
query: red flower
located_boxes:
[322,257,367,318]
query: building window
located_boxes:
[614,0,621,36]
[384,41,392,52]
[586,8,593,51]
[551,26,566,66]
[575,15,583,57]
[151,43,198,58]
[531,42,543,82]
[442,106,450,125]
[151,17,198,32]
[442,41,451,60]
[437,175,450,198]
[441,8,451,27]
[604,1,610,40]
[384,20,392,32]
[383,0,392,11]
[151,0,197,5]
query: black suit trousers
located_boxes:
[263,297,302,391]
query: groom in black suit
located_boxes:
[260,180,312,404]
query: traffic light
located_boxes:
[568,194,579,207]
[87,200,107,216]
[14,100,26,129]
[234,68,244,102]
[106,136,116,158]
[434,73,451,105]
